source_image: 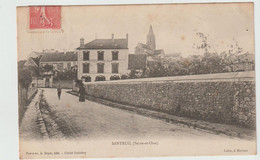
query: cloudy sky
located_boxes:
[17,3,254,60]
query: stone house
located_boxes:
[39,51,78,71]
[38,51,77,87]
[77,34,129,82]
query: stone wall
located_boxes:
[79,71,255,129]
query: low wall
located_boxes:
[18,82,38,125]
[77,71,256,129]
[18,82,38,106]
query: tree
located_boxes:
[26,66,40,77]
[18,69,33,105]
[189,55,203,75]
[194,32,211,56]
[18,60,26,70]
[201,52,224,74]
[18,69,32,88]
[147,62,166,77]
[192,32,226,74]
[227,38,244,57]
[54,68,77,81]
[40,64,53,73]
[18,60,33,88]
[224,39,245,72]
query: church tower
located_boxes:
[146,25,156,50]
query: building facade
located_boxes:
[39,51,78,71]
[77,34,129,82]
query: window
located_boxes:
[112,51,119,61]
[98,51,104,61]
[97,63,104,73]
[83,63,90,73]
[67,62,71,70]
[83,51,90,61]
[112,63,119,73]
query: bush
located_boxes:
[82,76,91,82]
[76,79,83,87]
[56,70,77,80]
[120,74,129,79]
[129,70,138,79]
[95,75,106,81]
[110,75,120,80]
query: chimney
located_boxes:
[126,33,129,47]
[112,33,114,40]
[80,38,84,48]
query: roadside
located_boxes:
[19,91,42,140]
[52,80,73,89]
[68,91,256,140]
[20,89,75,140]
[19,89,38,126]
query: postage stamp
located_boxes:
[29,6,61,29]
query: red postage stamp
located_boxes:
[29,6,61,29]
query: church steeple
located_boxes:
[146,25,156,50]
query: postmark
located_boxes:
[29,6,61,30]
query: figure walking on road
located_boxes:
[57,85,62,100]
[79,84,86,102]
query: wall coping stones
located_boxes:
[82,71,255,85]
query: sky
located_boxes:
[17,3,254,60]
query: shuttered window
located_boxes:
[112,63,119,73]
[97,51,104,61]
[97,63,104,73]
[112,51,119,61]
[83,63,90,73]
[83,51,90,61]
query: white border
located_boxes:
[0,0,259,160]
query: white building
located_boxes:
[77,34,129,82]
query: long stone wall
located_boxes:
[79,71,255,129]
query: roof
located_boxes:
[78,38,128,50]
[27,51,45,59]
[154,49,165,55]
[24,57,38,67]
[40,52,77,62]
[165,53,182,57]
[137,43,152,50]
[148,25,154,35]
[128,54,147,70]
[31,56,42,66]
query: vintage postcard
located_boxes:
[17,3,256,159]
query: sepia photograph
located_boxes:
[17,3,256,159]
